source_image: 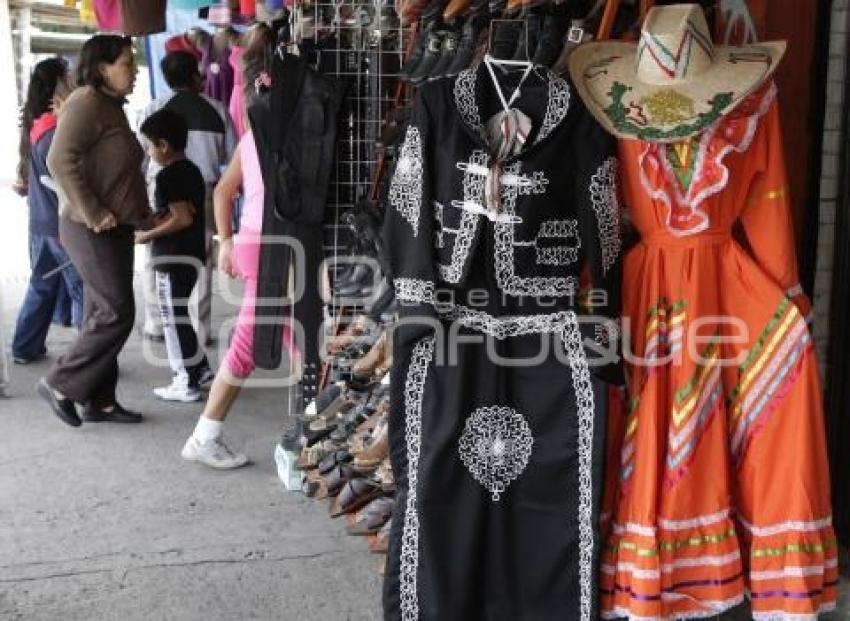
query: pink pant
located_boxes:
[222,229,298,378]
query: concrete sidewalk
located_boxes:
[0,270,383,620]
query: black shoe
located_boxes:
[82,402,143,424]
[36,378,81,427]
[445,17,484,77]
[399,27,430,80]
[490,19,521,60]
[427,25,461,80]
[512,15,541,62]
[407,30,445,84]
[532,7,570,67]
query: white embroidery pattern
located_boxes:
[399,336,435,621]
[458,406,534,502]
[389,126,424,236]
[561,313,596,621]
[495,162,578,297]
[589,157,621,275]
[534,74,572,146]
[438,150,488,283]
[454,68,484,137]
[533,220,581,266]
[393,278,436,304]
[451,307,575,339]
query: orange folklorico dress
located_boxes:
[599,82,837,620]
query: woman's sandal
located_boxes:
[329,477,385,518]
[346,496,395,536]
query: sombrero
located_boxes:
[568,4,785,142]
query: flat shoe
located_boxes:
[329,478,384,518]
[82,402,143,423]
[36,378,81,427]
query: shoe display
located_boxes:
[427,24,461,80]
[444,16,485,78]
[154,381,203,403]
[532,6,570,68]
[181,436,249,469]
[406,29,445,84]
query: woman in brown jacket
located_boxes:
[37,35,149,426]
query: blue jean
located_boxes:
[12,233,84,360]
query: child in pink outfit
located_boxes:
[181,131,297,470]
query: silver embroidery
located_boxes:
[399,336,435,621]
[454,68,484,138]
[561,315,596,621]
[495,162,578,297]
[394,278,436,304]
[458,406,534,502]
[438,151,488,283]
[533,219,581,266]
[389,126,424,236]
[390,281,582,339]
[589,157,622,275]
[450,307,574,338]
[537,246,579,265]
[534,75,571,146]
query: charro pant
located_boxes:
[47,218,135,407]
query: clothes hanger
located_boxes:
[504,0,550,16]
[443,0,473,22]
[596,0,651,40]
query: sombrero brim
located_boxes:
[568,40,786,142]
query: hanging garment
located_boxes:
[201,36,235,107]
[170,0,213,8]
[120,0,166,35]
[239,0,256,17]
[79,0,96,26]
[599,82,837,621]
[381,62,623,620]
[93,0,121,30]
[248,51,344,395]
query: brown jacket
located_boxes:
[47,86,148,228]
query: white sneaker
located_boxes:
[181,436,249,469]
[153,381,202,402]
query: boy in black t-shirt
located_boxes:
[137,109,211,402]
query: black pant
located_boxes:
[155,265,208,388]
[47,218,135,407]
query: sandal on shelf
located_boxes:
[352,423,389,470]
[305,470,328,499]
[373,457,395,493]
[329,478,385,518]
[346,496,395,536]
[317,449,353,475]
[326,464,363,497]
[368,518,392,553]
[296,443,329,470]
